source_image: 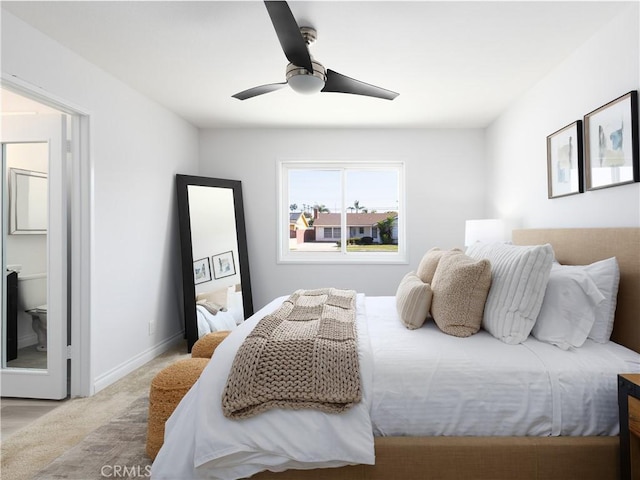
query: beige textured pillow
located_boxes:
[396,272,433,330]
[417,247,462,284]
[430,252,491,337]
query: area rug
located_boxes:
[33,396,152,480]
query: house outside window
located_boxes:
[278,160,406,264]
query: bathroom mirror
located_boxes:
[176,174,253,351]
[9,167,48,234]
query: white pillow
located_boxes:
[553,257,620,343]
[227,286,245,325]
[532,264,605,349]
[466,242,554,344]
[396,272,432,330]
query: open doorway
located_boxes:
[1,85,89,398]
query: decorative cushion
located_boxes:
[532,263,605,349]
[191,330,231,358]
[146,357,209,460]
[430,252,492,337]
[466,242,554,344]
[395,272,432,330]
[416,247,462,284]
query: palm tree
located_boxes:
[289,203,298,212]
[352,200,366,213]
[313,203,330,213]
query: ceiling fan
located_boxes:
[232,1,399,101]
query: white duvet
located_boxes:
[152,295,640,479]
[152,295,375,480]
[366,296,640,437]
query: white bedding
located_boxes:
[152,295,640,479]
[366,296,640,437]
[196,306,238,338]
[152,295,375,480]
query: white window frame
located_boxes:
[277,160,407,264]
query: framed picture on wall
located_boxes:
[193,257,212,285]
[212,251,236,279]
[546,120,584,198]
[584,90,639,190]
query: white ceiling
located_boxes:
[1,1,629,129]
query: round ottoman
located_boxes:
[191,330,231,359]
[146,357,209,460]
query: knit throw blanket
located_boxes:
[222,288,361,419]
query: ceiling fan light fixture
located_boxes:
[286,61,326,95]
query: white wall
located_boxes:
[2,11,200,394]
[485,4,640,230]
[199,129,485,309]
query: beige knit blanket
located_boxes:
[222,288,361,419]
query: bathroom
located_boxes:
[4,141,48,369]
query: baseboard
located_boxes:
[17,332,37,348]
[91,331,185,395]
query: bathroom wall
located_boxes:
[4,139,49,346]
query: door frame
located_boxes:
[2,74,92,397]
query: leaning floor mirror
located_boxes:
[176,174,253,351]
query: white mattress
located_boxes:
[366,296,640,437]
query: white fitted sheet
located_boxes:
[366,296,640,437]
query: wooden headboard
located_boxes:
[512,228,640,354]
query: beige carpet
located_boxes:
[1,342,189,480]
[33,395,151,479]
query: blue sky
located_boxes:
[288,169,399,213]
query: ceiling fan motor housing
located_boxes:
[286,58,326,94]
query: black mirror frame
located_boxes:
[176,174,254,351]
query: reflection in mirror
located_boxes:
[10,168,48,234]
[176,175,253,351]
[3,143,48,369]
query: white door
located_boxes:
[1,113,68,399]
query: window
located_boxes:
[278,160,406,264]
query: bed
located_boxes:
[153,228,640,480]
[195,285,245,337]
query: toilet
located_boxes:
[17,273,47,352]
[26,305,47,352]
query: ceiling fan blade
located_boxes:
[232,82,287,100]
[264,1,313,73]
[322,69,399,100]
